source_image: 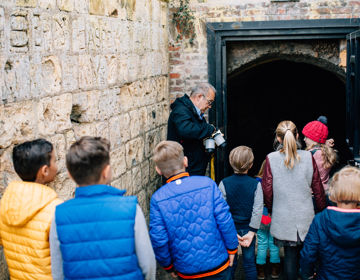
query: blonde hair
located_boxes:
[229,146,254,173]
[153,141,184,177]
[276,121,301,169]
[305,143,338,169]
[329,166,360,204]
[256,160,266,179]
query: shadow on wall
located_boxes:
[227,59,352,178]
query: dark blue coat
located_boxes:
[55,185,143,280]
[149,174,238,277]
[167,95,214,175]
[300,206,360,280]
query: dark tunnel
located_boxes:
[226,59,353,178]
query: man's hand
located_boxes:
[325,138,335,147]
[238,232,255,247]
[228,254,235,267]
[170,272,178,278]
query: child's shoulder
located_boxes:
[222,174,258,183]
[153,176,215,200]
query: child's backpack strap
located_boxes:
[310,147,321,156]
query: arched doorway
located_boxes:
[227,59,352,177]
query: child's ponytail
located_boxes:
[276,121,301,169]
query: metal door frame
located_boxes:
[346,30,360,163]
[207,19,360,183]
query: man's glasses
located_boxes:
[202,94,214,106]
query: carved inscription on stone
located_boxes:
[42,13,53,52]
[3,56,31,102]
[79,55,93,89]
[88,18,101,51]
[10,10,29,52]
[62,56,78,91]
[90,55,107,88]
[53,14,70,51]
[33,16,42,49]
[72,17,86,53]
[100,19,114,52]
[41,56,61,94]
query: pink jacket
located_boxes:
[310,148,331,193]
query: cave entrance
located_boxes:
[206,19,360,182]
[227,59,350,178]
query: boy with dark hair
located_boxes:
[50,136,155,280]
[218,146,263,280]
[0,139,62,280]
[150,140,238,280]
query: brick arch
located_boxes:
[227,39,346,82]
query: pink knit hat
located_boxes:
[302,116,329,144]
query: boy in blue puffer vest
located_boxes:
[49,136,156,280]
[150,140,238,280]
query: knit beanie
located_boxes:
[302,116,329,144]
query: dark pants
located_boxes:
[284,245,303,280]
[178,267,231,280]
[230,230,257,280]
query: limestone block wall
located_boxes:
[0,0,169,278]
[168,0,358,101]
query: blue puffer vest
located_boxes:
[150,174,238,278]
[55,185,143,280]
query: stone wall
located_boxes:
[0,0,169,278]
[168,0,358,100]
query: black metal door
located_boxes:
[346,31,360,163]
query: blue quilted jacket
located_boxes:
[55,185,143,280]
[300,206,360,280]
[149,173,238,278]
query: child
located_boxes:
[49,136,156,280]
[300,166,360,280]
[254,160,280,280]
[218,146,263,280]
[262,121,326,280]
[302,116,338,193]
[150,141,238,279]
[0,139,62,279]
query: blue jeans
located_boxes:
[256,228,280,265]
[284,245,303,280]
[178,266,231,280]
[230,230,257,280]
